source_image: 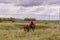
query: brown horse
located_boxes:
[29,21,35,32]
[24,24,29,32]
[24,21,36,32]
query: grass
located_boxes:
[0,21,59,40]
[0,21,59,30]
[0,29,60,40]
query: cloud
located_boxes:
[0,3,59,20]
[0,0,11,3]
[0,3,20,15]
[0,0,60,6]
[12,0,60,6]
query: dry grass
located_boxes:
[0,29,60,40]
[0,21,59,40]
[0,22,59,30]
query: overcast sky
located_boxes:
[0,0,60,20]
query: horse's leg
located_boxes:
[32,26,35,32]
[27,28,29,32]
[24,29,26,32]
[29,27,32,32]
[26,27,29,32]
[32,28,35,32]
[24,28,27,32]
[32,29,34,32]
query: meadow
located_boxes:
[0,21,60,40]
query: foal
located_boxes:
[24,24,29,32]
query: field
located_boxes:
[0,21,60,40]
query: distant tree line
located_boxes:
[0,17,15,23]
[24,18,36,21]
[0,17,36,23]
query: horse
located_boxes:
[29,21,35,32]
[24,21,36,32]
[24,24,29,32]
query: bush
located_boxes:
[9,17,15,23]
[24,18,36,21]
